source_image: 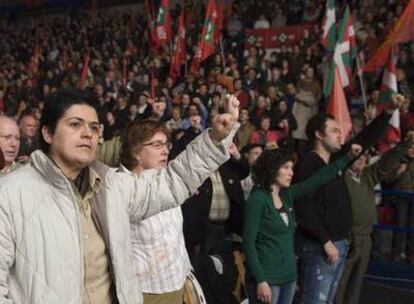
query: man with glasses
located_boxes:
[0,115,21,176]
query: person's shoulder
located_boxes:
[248,186,269,200]
[0,164,44,195]
[296,151,321,165]
[294,151,324,174]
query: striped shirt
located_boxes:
[120,165,191,294]
[209,171,230,221]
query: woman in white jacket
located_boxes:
[0,89,239,304]
[119,119,190,304]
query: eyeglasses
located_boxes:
[142,140,172,150]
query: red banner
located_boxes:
[245,25,314,49]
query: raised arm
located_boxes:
[368,137,413,184]
[287,145,361,202]
[286,156,351,202]
[123,95,241,221]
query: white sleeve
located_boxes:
[123,126,239,222]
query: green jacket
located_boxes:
[344,142,409,236]
[243,156,350,285]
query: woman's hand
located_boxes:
[257,281,272,303]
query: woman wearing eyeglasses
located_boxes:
[118,119,190,304]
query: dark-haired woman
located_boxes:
[243,147,360,304]
[0,89,240,303]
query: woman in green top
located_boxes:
[243,147,360,304]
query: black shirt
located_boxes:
[293,151,351,244]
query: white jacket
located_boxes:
[0,130,232,304]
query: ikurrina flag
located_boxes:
[321,0,336,51]
[377,50,401,153]
[324,5,356,96]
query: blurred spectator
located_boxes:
[17,111,39,163]
[172,127,249,257]
[292,67,321,152]
[250,114,288,150]
[235,108,256,150]
[254,14,270,29]
[166,106,183,131]
[240,143,263,200]
[271,8,287,28]
[0,116,20,176]
[383,144,414,264]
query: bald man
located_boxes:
[17,113,39,163]
[0,116,21,176]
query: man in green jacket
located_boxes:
[335,137,413,304]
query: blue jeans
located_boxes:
[298,239,348,304]
[246,278,296,304]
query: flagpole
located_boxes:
[219,36,226,71]
[355,53,368,111]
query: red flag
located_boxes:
[145,0,158,52]
[155,0,172,46]
[364,0,414,72]
[169,9,186,79]
[215,0,224,43]
[190,0,218,74]
[326,68,352,143]
[79,51,90,90]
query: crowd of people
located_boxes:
[1,0,414,304]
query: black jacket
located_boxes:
[170,128,250,249]
[293,111,392,245]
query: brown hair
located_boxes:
[120,119,170,171]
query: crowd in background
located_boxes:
[1,0,414,303]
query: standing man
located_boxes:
[335,137,413,304]
[294,97,399,304]
[235,108,256,150]
[0,115,21,176]
[17,111,38,163]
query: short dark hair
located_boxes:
[241,143,264,155]
[259,113,271,122]
[18,109,36,124]
[253,149,295,192]
[306,113,335,145]
[39,89,96,152]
